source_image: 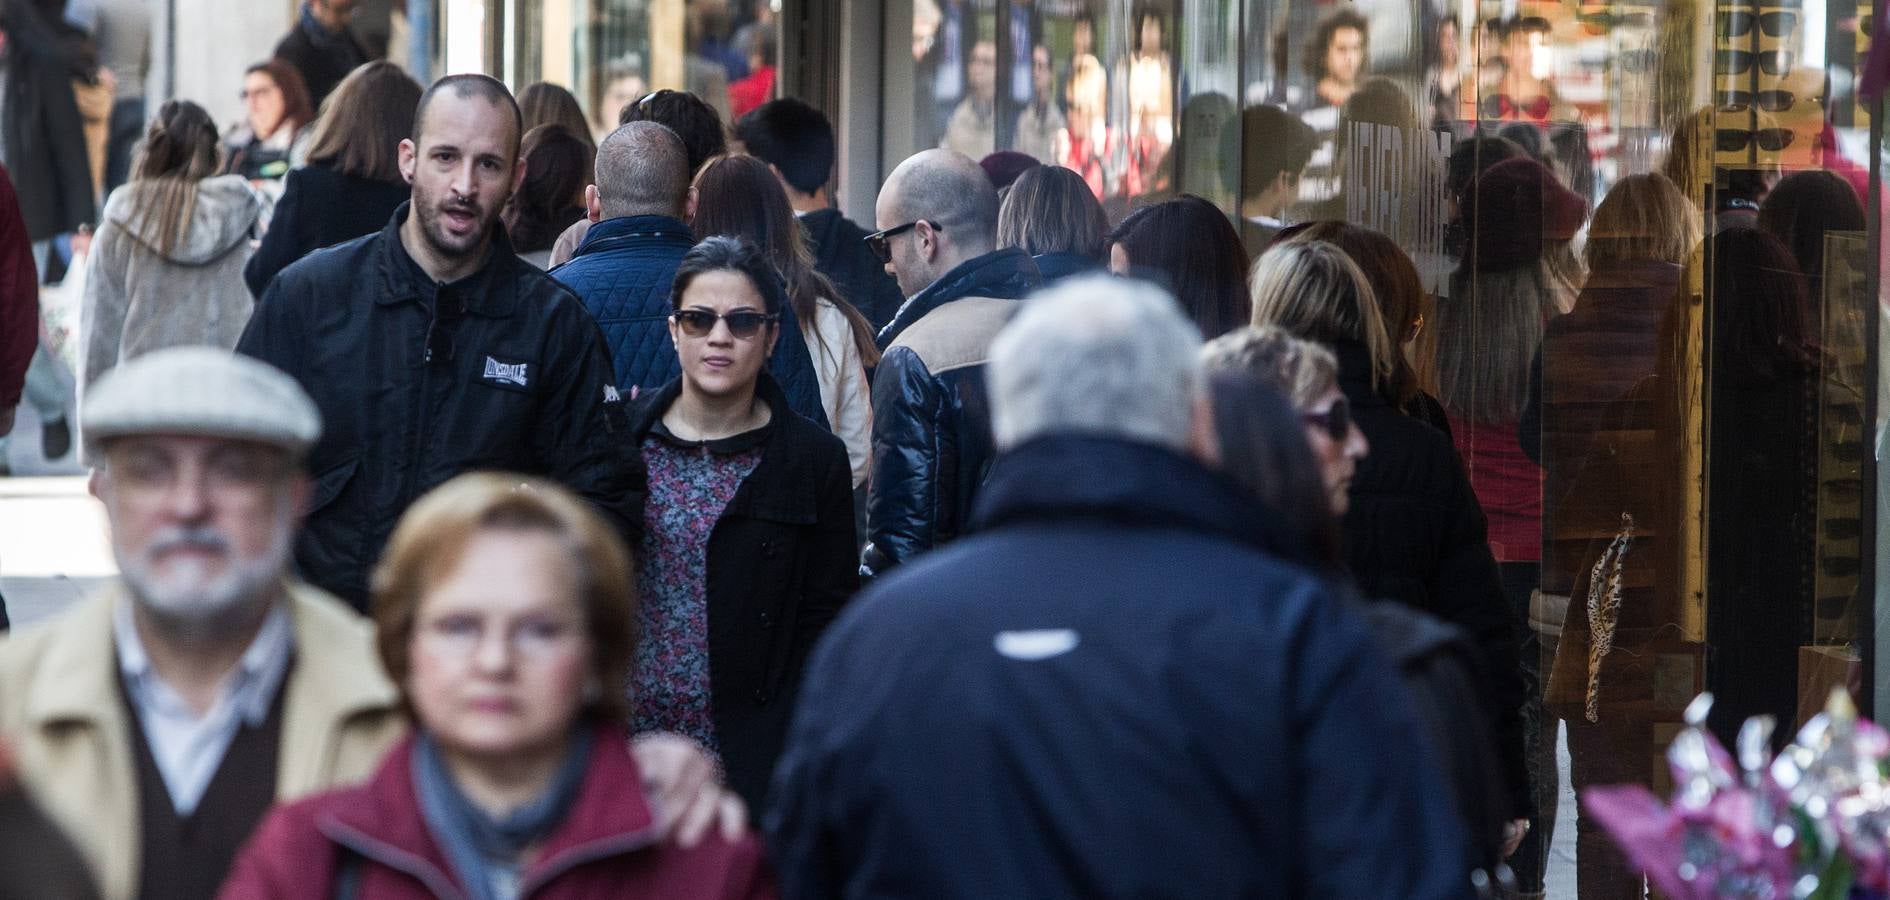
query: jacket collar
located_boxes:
[1031,251,1102,284]
[877,247,1042,349]
[22,579,396,731]
[318,724,660,897]
[373,202,522,318]
[629,373,817,525]
[970,435,1318,565]
[569,214,695,262]
[1332,339,1396,412]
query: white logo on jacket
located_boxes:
[994,629,1081,660]
[483,357,529,387]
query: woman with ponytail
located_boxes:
[81,101,260,418]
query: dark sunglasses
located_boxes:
[1718,10,1797,37]
[1719,89,1796,112]
[1716,49,1794,75]
[1303,397,1354,442]
[672,308,778,339]
[1715,127,1796,152]
[864,220,942,265]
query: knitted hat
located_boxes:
[979,151,1040,191]
[1465,156,1588,272]
[82,347,322,455]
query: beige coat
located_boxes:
[0,580,405,900]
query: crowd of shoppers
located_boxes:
[0,35,1860,896]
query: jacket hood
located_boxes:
[877,247,1042,349]
[970,434,1320,567]
[105,174,260,265]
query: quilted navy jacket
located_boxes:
[552,214,828,428]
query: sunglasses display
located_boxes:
[1304,398,1354,442]
[1715,49,1794,75]
[1715,127,1796,151]
[863,220,943,265]
[1719,89,1796,112]
[1717,10,1798,38]
[672,309,779,339]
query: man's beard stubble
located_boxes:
[116,505,298,646]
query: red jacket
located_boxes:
[218,727,777,900]
[0,164,38,413]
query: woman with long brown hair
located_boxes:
[221,59,313,184]
[243,61,422,295]
[82,101,260,403]
[689,153,878,488]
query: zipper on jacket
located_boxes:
[320,819,471,900]
[513,825,663,895]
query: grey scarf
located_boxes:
[413,728,594,900]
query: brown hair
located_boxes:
[1586,172,1698,270]
[129,100,222,258]
[519,82,597,157]
[371,473,636,727]
[1280,222,1427,405]
[306,61,422,183]
[690,153,880,368]
[1108,195,1251,340]
[504,125,592,252]
[245,59,315,137]
[997,165,1107,261]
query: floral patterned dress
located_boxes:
[631,421,767,757]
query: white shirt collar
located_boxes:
[113,597,294,728]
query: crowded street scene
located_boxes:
[2,0,1889,897]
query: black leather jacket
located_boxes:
[861,248,1040,576]
[238,205,644,609]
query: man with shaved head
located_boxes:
[236,74,643,609]
[860,148,1041,576]
[555,120,829,424]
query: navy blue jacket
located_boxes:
[770,436,1472,899]
[1030,250,1104,284]
[861,248,1040,575]
[552,214,828,428]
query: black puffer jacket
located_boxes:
[1333,340,1530,818]
[237,204,644,609]
[861,248,1040,575]
[629,374,858,815]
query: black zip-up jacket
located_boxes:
[799,207,904,333]
[237,204,644,609]
[629,373,858,815]
[861,248,1040,576]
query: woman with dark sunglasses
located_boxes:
[626,235,860,816]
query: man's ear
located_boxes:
[511,154,527,193]
[586,184,602,222]
[87,467,106,501]
[289,474,314,524]
[398,138,418,185]
[683,185,699,224]
[1186,390,1222,469]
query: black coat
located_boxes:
[237,203,644,609]
[629,375,858,815]
[271,17,369,110]
[799,207,904,332]
[1332,340,1530,817]
[0,13,93,241]
[862,248,1041,575]
[770,436,1473,898]
[244,161,411,296]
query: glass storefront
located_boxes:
[881,0,1881,894]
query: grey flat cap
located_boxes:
[82,347,322,453]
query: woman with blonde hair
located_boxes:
[82,101,259,401]
[1250,238,1532,851]
[220,474,776,898]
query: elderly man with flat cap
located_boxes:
[0,348,743,900]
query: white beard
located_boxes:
[115,506,296,633]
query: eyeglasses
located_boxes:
[1719,89,1796,112]
[1718,10,1797,38]
[672,308,779,339]
[1715,49,1794,75]
[1715,127,1796,152]
[1303,397,1355,442]
[864,220,942,265]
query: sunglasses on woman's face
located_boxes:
[1303,397,1354,442]
[671,309,778,339]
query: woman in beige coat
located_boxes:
[82,101,260,411]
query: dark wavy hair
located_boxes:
[1304,8,1369,80]
[504,125,592,254]
[670,235,788,319]
[1759,169,1866,290]
[1205,368,1345,573]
